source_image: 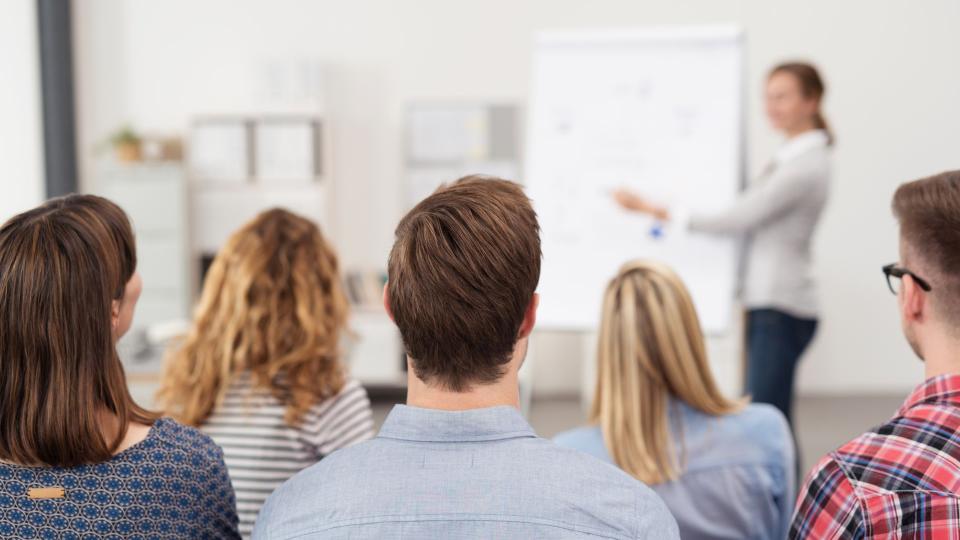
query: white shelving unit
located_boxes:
[95,162,191,333]
[405,102,522,210]
[93,162,192,406]
[346,308,405,388]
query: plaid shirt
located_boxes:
[790,374,960,539]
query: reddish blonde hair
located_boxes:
[159,209,349,426]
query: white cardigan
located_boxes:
[682,130,831,319]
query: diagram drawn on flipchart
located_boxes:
[526,27,744,333]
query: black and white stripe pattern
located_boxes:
[202,374,375,538]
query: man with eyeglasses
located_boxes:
[791,170,960,538]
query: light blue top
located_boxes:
[254,404,679,539]
[554,401,794,540]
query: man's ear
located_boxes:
[382,282,395,323]
[901,274,926,324]
[517,293,539,340]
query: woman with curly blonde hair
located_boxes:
[158,208,373,538]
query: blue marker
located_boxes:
[650,220,664,239]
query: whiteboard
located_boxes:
[526,27,744,334]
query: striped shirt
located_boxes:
[202,374,375,538]
[791,373,960,539]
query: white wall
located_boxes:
[74,0,960,395]
[0,0,45,220]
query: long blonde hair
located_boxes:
[590,260,746,484]
[158,208,349,427]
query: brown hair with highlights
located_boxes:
[0,195,157,467]
[387,175,541,391]
[893,170,960,326]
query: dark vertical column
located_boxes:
[37,0,79,197]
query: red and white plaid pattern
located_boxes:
[791,374,960,539]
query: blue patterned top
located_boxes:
[0,417,240,539]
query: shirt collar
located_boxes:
[774,129,829,164]
[377,404,537,443]
[897,373,960,416]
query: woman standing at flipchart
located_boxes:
[614,62,832,432]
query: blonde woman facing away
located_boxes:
[158,209,374,538]
[554,261,794,540]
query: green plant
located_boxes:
[108,125,141,147]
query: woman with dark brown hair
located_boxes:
[0,194,239,538]
[614,62,832,438]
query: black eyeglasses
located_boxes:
[882,263,932,294]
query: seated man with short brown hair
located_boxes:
[254,176,678,539]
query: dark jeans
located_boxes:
[745,308,818,427]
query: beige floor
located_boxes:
[372,393,904,479]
